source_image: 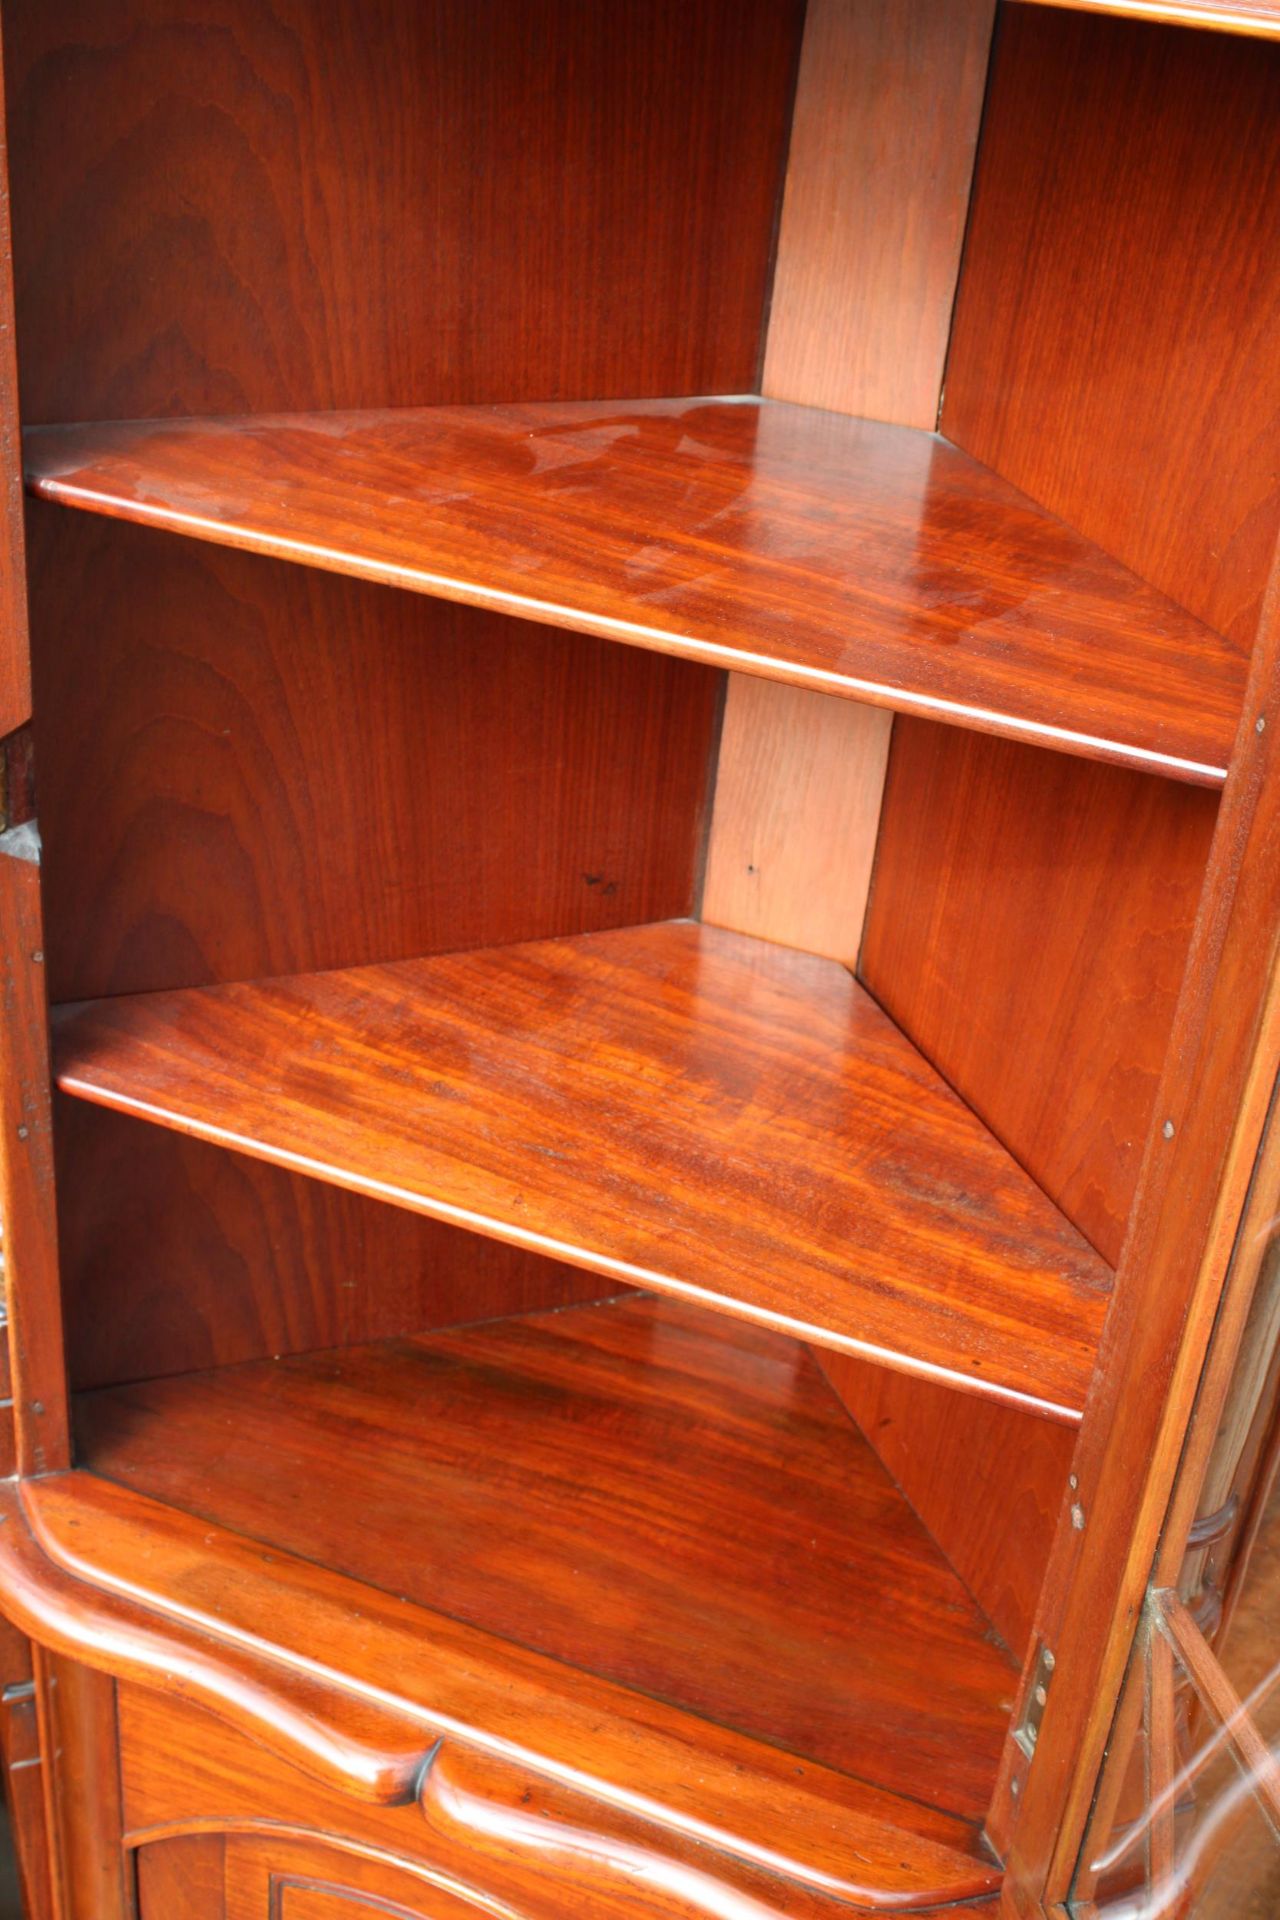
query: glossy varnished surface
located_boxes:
[77,1297,1016,1825]
[1012,0,1280,33]
[25,398,1242,782]
[6,1471,997,1909]
[54,920,1111,1417]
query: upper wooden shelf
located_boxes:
[24,397,1244,784]
[54,919,1111,1421]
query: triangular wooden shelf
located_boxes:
[24,395,1244,783]
[54,919,1111,1420]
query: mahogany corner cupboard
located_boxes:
[0,3,1278,1918]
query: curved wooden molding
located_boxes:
[0,1472,1002,1911]
[0,1481,429,1804]
[418,1744,1002,1916]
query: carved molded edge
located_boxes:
[417,1743,998,1919]
[0,1478,429,1803]
[0,1474,1002,1912]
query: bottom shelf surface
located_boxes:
[18,1296,1017,1907]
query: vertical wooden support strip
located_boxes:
[35,1653,128,1920]
[702,679,890,963]
[0,7,28,741]
[707,0,996,969]
[1147,1620,1177,1895]
[762,0,995,429]
[0,826,69,1474]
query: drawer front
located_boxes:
[224,1833,494,1920]
[135,1833,488,1920]
[120,1684,847,1920]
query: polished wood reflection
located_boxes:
[53,920,1112,1418]
[25,397,1242,781]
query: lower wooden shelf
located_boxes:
[52,918,1112,1420]
[1,1297,1013,1909]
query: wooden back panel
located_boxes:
[31,510,714,1388]
[30,509,719,1004]
[3,0,801,421]
[762,0,994,430]
[943,7,1280,651]
[57,1106,617,1393]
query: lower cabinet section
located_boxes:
[122,1682,919,1920]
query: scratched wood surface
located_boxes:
[53,919,1112,1418]
[24,399,1243,783]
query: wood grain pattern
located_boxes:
[27,508,718,1005]
[24,399,1243,784]
[0,832,69,1475]
[221,1836,481,1920]
[415,1743,994,1920]
[944,8,1280,653]
[119,1688,1002,1918]
[79,1296,1016,1822]
[817,1352,1075,1659]
[5,1473,1003,1905]
[136,1837,225,1920]
[763,0,994,429]
[55,1105,619,1393]
[54,919,1112,1418]
[701,678,891,964]
[36,1652,128,1920]
[3,0,800,422]
[861,721,1219,1266]
[996,554,1280,1906]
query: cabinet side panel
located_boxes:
[817,1354,1074,1657]
[0,8,28,738]
[36,1651,128,1920]
[0,837,68,1474]
[847,722,1215,1647]
[862,722,1216,1270]
[30,512,720,1004]
[4,0,801,421]
[943,8,1280,649]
